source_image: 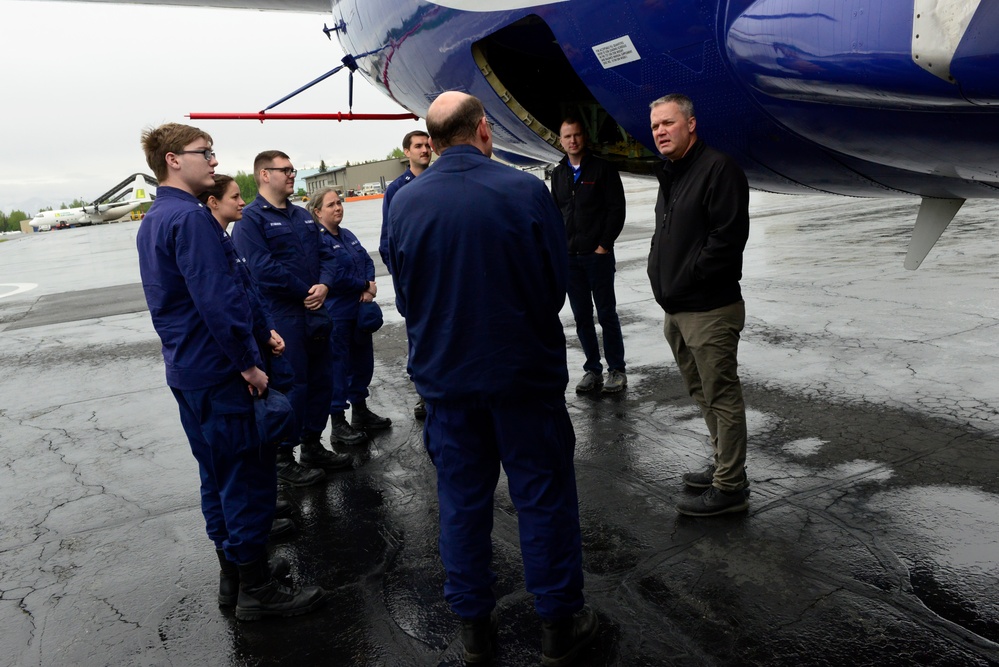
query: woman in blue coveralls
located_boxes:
[199,174,298,536]
[309,187,391,445]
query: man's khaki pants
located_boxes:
[664,301,747,491]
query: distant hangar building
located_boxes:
[304,157,408,197]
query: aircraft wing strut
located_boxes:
[905,197,966,269]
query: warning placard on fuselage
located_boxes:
[592,35,641,68]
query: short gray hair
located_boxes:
[649,93,695,119]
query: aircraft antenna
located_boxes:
[187,50,416,123]
[342,54,359,113]
[259,54,356,114]
[322,20,346,39]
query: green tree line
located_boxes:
[234,170,257,204]
[0,210,29,233]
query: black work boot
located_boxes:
[541,605,598,666]
[268,517,296,539]
[350,399,392,430]
[413,395,427,421]
[574,371,603,394]
[681,465,716,489]
[299,434,353,471]
[276,446,326,487]
[682,466,749,492]
[329,412,367,446]
[460,609,498,664]
[216,549,291,607]
[234,559,327,621]
[275,482,295,518]
[676,485,750,517]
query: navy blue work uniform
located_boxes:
[388,145,585,621]
[232,197,335,442]
[136,186,277,565]
[321,225,377,413]
[378,167,415,273]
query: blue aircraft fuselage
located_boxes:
[331,0,999,199]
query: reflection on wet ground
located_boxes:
[1,183,998,666]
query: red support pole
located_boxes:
[187,112,419,122]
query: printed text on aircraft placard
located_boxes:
[592,36,641,69]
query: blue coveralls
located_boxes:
[232,198,336,442]
[378,167,415,273]
[381,169,420,382]
[321,226,377,413]
[136,187,277,565]
[388,145,585,621]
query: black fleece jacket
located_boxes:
[647,140,749,314]
[550,153,626,254]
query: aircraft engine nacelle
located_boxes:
[725,0,999,183]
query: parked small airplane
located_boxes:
[31,173,156,230]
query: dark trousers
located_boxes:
[567,252,625,373]
[272,313,334,440]
[329,317,374,413]
[172,375,277,564]
[423,398,585,620]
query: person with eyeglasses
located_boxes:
[136,124,326,620]
[233,150,353,486]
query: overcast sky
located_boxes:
[0,0,423,213]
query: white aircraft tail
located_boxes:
[92,173,157,208]
[127,174,155,202]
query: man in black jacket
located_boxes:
[551,118,628,394]
[647,94,751,517]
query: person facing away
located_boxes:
[135,123,325,620]
[379,129,432,420]
[231,151,352,486]
[387,91,598,666]
[647,93,752,517]
[309,187,391,446]
[551,118,628,395]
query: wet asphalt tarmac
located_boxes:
[1,180,998,666]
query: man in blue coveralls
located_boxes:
[388,92,598,666]
[379,129,431,272]
[232,151,352,483]
[379,129,432,420]
[136,123,325,620]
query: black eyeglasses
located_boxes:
[264,167,298,177]
[174,148,216,161]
